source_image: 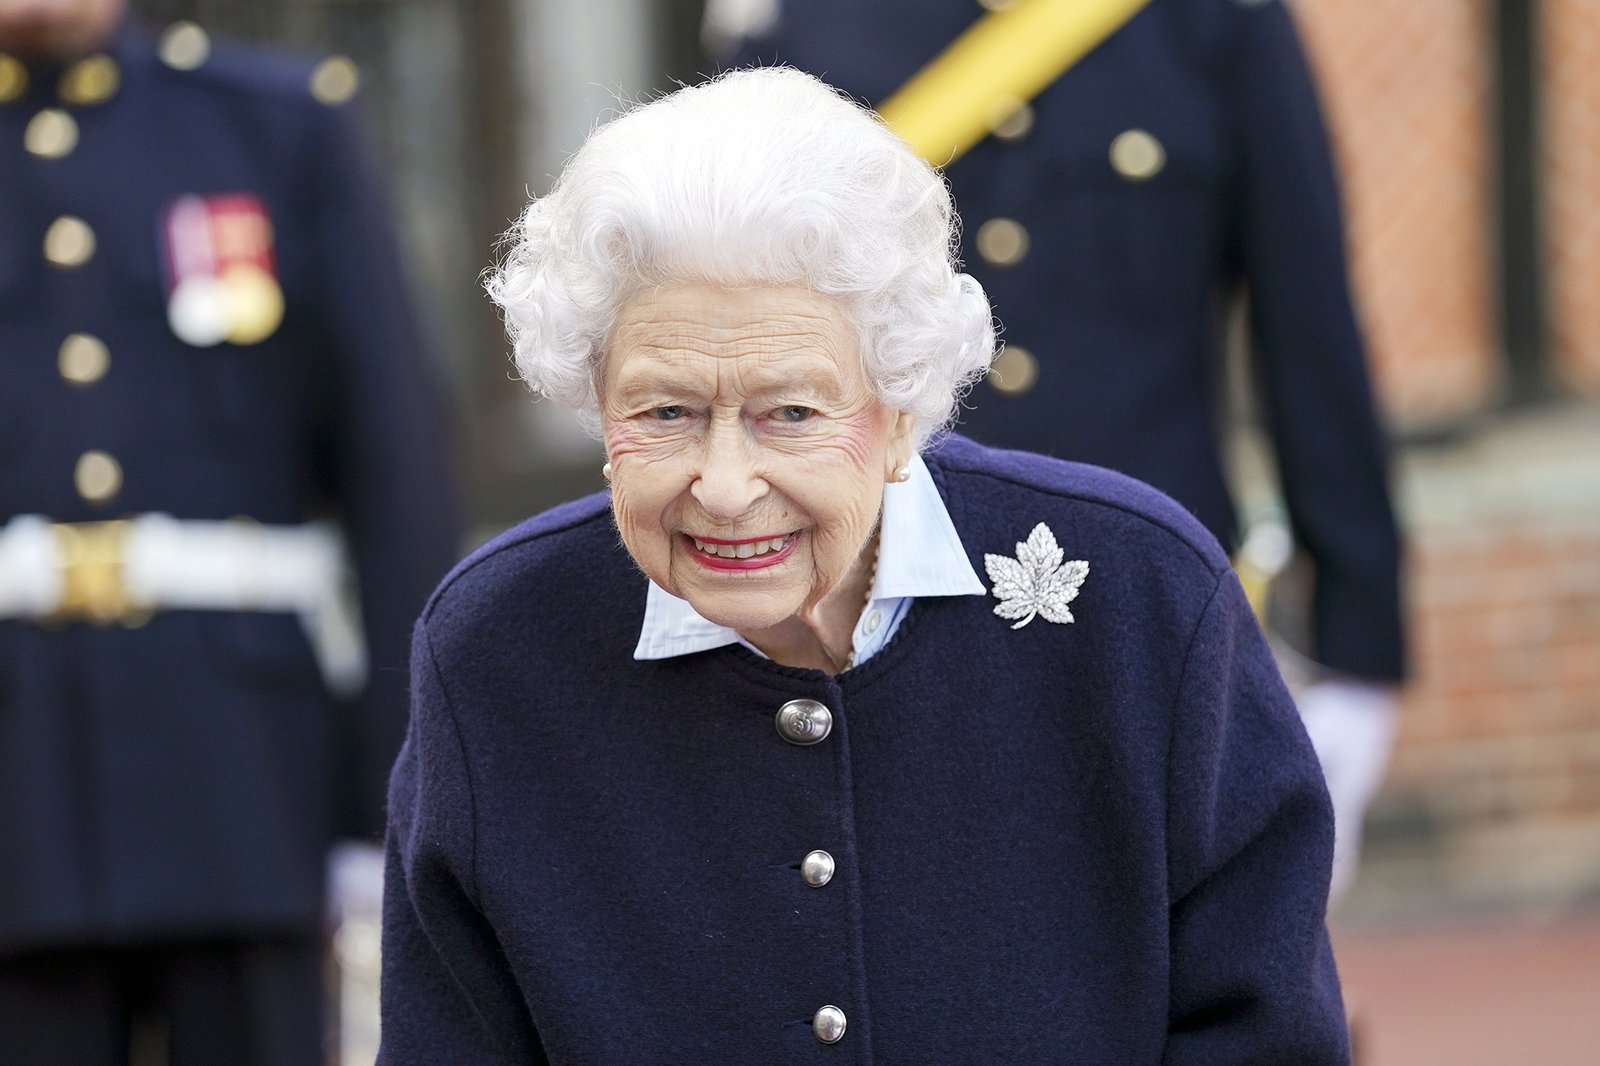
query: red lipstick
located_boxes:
[682,531,799,572]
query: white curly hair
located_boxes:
[485,66,996,448]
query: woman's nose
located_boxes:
[690,433,768,519]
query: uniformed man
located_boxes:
[0,1,461,1061]
[716,0,1406,899]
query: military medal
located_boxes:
[162,193,285,346]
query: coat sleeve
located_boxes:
[378,625,547,1064]
[1163,571,1351,1065]
[1228,0,1405,682]
[305,95,465,839]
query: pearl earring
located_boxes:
[601,461,613,480]
[894,465,911,483]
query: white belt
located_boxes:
[0,513,366,694]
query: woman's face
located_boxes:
[601,283,914,635]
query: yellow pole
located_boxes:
[878,0,1152,166]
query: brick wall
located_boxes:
[1543,0,1600,395]
[1294,0,1499,427]
[1284,2,1600,920]
[1352,410,1600,919]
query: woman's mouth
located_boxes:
[684,531,799,570]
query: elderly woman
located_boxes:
[380,69,1349,1063]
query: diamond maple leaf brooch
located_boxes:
[984,523,1090,629]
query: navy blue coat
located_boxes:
[0,21,460,951]
[381,437,1348,1064]
[733,0,1405,682]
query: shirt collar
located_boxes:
[633,452,985,661]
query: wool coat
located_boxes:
[380,436,1349,1064]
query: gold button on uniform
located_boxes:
[989,345,1039,395]
[59,334,110,386]
[0,54,26,103]
[24,108,79,159]
[59,54,121,106]
[44,216,95,268]
[976,217,1030,268]
[159,22,211,71]
[1110,129,1166,182]
[75,451,123,504]
[310,56,360,106]
[985,96,1035,143]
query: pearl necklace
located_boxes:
[845,532,882,669]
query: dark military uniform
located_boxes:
[0,16,459,1063]
[733,0,1405,682]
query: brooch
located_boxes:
[985,523,1089,629]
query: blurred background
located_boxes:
[94,0,1600,1062]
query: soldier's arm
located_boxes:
[304,85,464,840]
[1228,0,1405,683]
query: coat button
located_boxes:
[988,345,1038,395]
[310,55,361,106]
[800,850,835,888]
[58,53,121,106]
[976,217,1029,268]
[0,54,26,103]
[812,1005,847,1044]
[59,333,110,385]
[25,108,79,159]
[984,95,1034,142]
[1110,128,1166,182]
[75,451,122,504]
[775,699,832,745]
[159,21,211,71]
[44,215,95,268]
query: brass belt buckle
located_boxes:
[51,520,134,624]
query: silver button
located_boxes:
[25,108,79,159]
[988,345,1039,395]
[800,850,835,888]
[159,21,211,71]
[812,1005,847,1044]
[984,95,1034,142]
[862,609,882,636]
[775,699,832,746]
[44,215,95,268]
[1110,128,1166,182]
[74,450,122,504]
[975,217,1029,268]
[310,55,361,106]
[59,333,110,385]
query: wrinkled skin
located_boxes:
[601,283,915,672]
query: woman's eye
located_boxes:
[652,406,686,421]
[775,406,815,423]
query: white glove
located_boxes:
[327,842,385,1061]
[327,841,385,940]
[1296,679,1400,905]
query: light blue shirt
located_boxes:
[633,453,987,667]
